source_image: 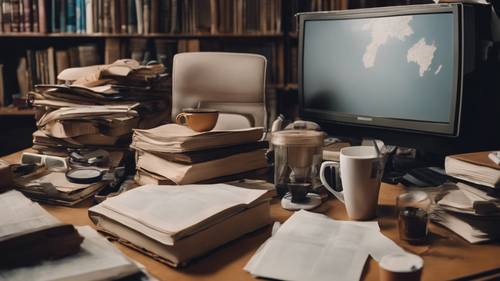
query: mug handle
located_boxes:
[320,161,344,203]
[176,113,189,125]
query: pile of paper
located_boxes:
[131,124,268,185]
[1,226,153,281]
[245,210,406,281]
[0,190,153,281]
[89,184,272,267]
[432,182,500,243]
[30,59,171,154]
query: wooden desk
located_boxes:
[3,150,500,281]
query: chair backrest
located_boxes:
[172,52,267,128]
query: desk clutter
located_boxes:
[131,124,268,185]
[1,52,500,281]
[0,190,154,280]
[429,151,500,243]
[89,184,272,267]
[30,59,170,155]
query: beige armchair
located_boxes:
[172,52,267,130]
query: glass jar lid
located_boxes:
[271,130,325,147]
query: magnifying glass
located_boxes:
[66,168,104,184]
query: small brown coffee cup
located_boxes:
[379,253,423,281]
[175,108,219,132]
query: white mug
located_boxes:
[320,146,384,220]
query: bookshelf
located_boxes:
[0,0,434,116]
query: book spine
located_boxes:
[31,0,37,31]
[75,0,80,32]
[112,0,117,33]
[10,0,19,32]
[37,0,45,32]
[19,0,24,32]
[103,0,109,32]
[59,0,65,32]
[135,0,141,34]
[142,0,148,34]
[66,0,75,32]
[150,0,157,33]
[85,0,92,33]
[0,1,3,33]
[119,0,125,33]
[80,0,85,32]
[50,0,58,32]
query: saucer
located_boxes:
[281,192,322,211]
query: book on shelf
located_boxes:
[89,184,272,267]
[0,0,282,35]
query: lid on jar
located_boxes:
[379,253,423,273]
[271,130,325,146]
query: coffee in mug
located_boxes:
[320,146,384,220]
[176,108,219,132]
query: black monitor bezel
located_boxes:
[298,4,463,137]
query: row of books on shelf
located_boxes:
[0,0,282,35]
[1,39,283,106]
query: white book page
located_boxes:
[0,226,139,281]
[0,190,59,238]
[100,184,267,234]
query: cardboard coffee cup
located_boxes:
[176,108,219,132]
[379,253,423,281]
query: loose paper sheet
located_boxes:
[245,210,406,281]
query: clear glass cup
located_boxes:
[397,191,431,244]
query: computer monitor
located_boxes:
[298,3,499,156]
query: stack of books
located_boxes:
[431,151,500,243]
[0,190,153,281]
[89,183,272,267]
[30,59,171,156]
[131,124,268,185]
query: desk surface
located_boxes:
[3,150,500,281]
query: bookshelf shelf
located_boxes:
[0,107,35,116]
[0,32,284,39]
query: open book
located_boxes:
[89,184,272,266]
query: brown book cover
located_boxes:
[11,0,20,32]
[209,0,217,34]
[37,0,46,32]
[450,151,500,171]
[150,0,157,33]
[23,0,31,32]
[2,1,12,32]
[143,0,149,33]
[110,0,117,33]
[55,49,70,78]
[119,0,127,32]
[32,0,38,31]
[104,38,121,64]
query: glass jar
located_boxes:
[271,130,324,200]
[397,191,432,244]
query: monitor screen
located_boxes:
[300,6,460,135]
